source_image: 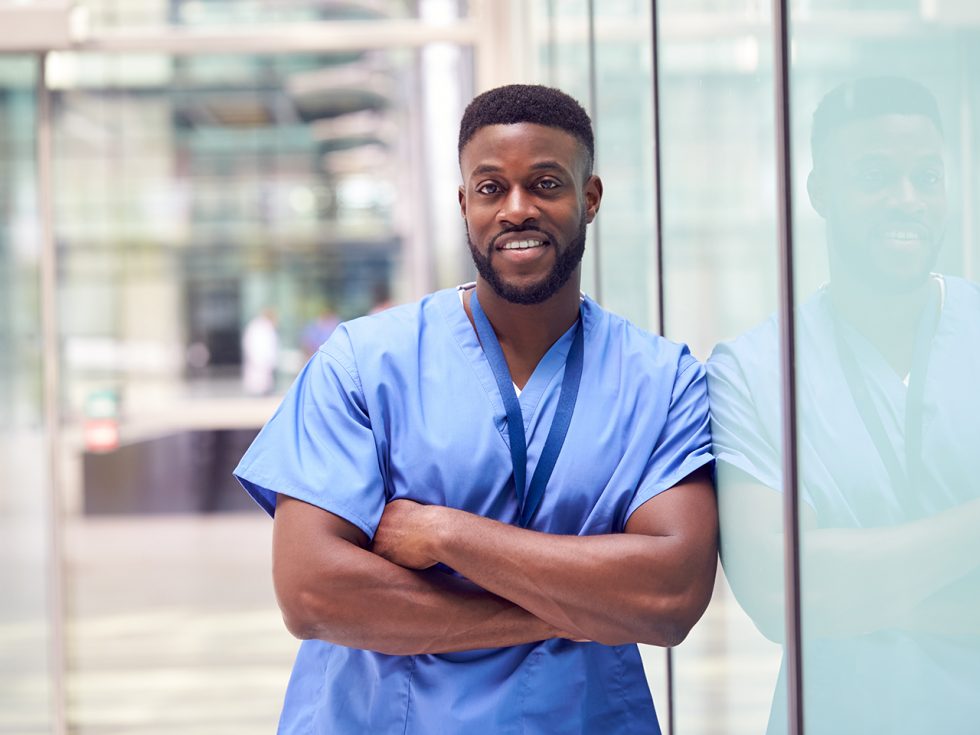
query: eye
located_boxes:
[534,178,561,191]
[915,169,944,190]
[475,181,502,195]
[856,168,887,190]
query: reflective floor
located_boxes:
[3,512,780,735]
[65,514,294,735]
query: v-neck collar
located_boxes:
[438,285,591,435]
[818,276,946,394]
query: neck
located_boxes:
[466,275,581,389]
[829,265,937,376]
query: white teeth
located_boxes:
[883,231,921,241]
[501,239,545,250]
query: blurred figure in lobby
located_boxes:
[300,305,340,360]
[241,307,279,396]
[709,76,980,734]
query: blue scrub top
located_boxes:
[236,285,713,735]
[708,276,980,735]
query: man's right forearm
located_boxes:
[276,533,562,655]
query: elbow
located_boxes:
[631,579,716,648]
[278,586,331,640]
[632,607,695,648]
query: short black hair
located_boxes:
[458,84,595,174]
[811,76,944,168]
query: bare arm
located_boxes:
[719,468,980,640]
[272,494,566,655]
[373,467,718,648]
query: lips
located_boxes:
[875,222,929,243]
[499,239,547,251]
[492,230,552,251]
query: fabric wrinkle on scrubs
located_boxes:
[236,285,714,735]
[708,275,980,735]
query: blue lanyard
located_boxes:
[830,281,939,508]
[470,291,585,527]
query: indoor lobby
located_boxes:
[2,1,978,733]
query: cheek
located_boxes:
[832,194,882,227]
[927,194,948,221]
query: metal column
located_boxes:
[771,1,805,733]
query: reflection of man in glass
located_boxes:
[709,77,980,734]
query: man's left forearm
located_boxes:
[433,510,707,646]
[373,470,718,647]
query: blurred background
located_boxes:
[2,0,978,733]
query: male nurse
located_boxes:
[236,84,718,734]
[709,77,980,734]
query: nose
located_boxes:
[890,175,926,214]
[498,186,539,226]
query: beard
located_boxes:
[829,225,944,295]
[466,215,587,305]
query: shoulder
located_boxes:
[707,289,832,380]
[318,289,455,368]
[944,274,980,307]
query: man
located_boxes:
[236,84,717,734]
[709,77,980,734]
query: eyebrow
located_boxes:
[469,160,571,177]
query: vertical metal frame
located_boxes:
[648,1,673,733]
[771,0,805,734]
[650,1,667,343]
[37,51,68,735]
[585,0,602,303]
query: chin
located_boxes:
[867,267,936,294]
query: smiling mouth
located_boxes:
[498,239,548,251]
[882,230,924,241]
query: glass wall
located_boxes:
[699,2,980,735]
[0,56,53,734]
[536,2,980,734]
[656,0,789,731]
[786,4,980,734]
[531,0,659,327]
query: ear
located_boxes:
[807,169,827,220]
[458,185,466,218]
[584,175,603,223]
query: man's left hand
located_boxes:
[372,499,442,570]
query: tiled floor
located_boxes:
[4,512,782,734]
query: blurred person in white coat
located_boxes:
[242,308,279,395]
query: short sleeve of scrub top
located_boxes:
[234,328,385,540]
[706,323,783,493]
[626,351,714,521]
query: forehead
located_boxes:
[459,123,587,177]
[822,113,944,166]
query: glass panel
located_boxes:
[591,0,658,329]
[0,56,53,734]
[54,46,472,732]
[789,2,980,733]
[528,0,668,724]
[530,0,599,297]
[659,1,789,734]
